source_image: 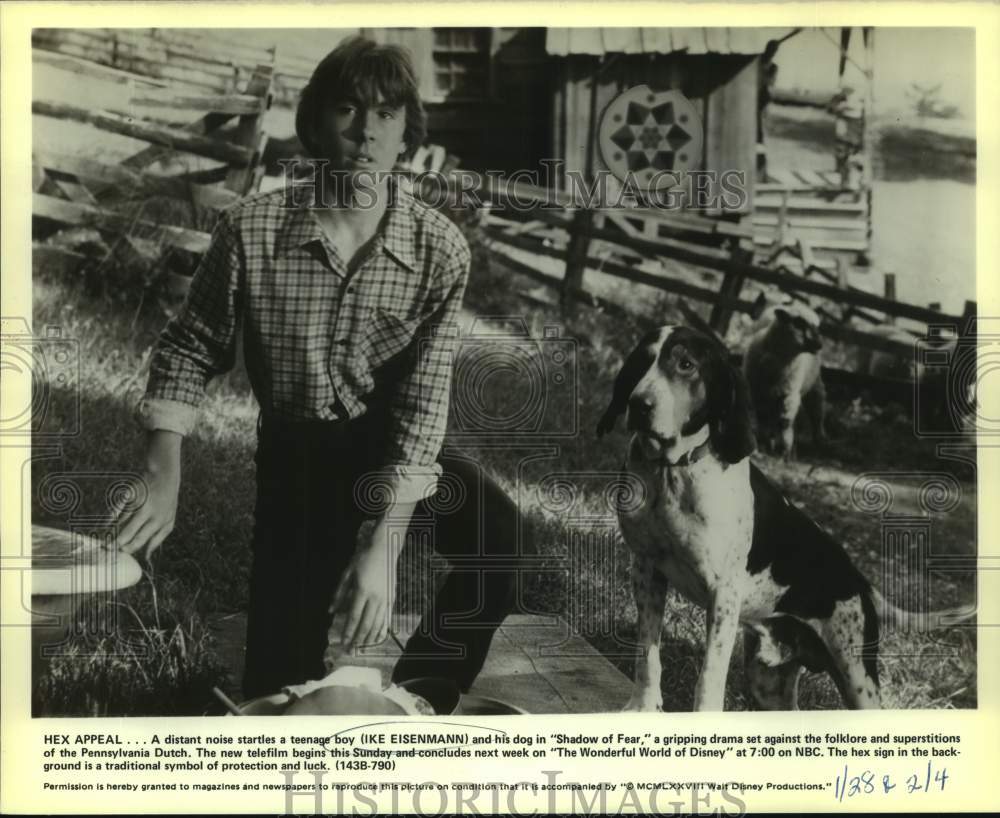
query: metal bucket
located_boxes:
[396,677,460,715]
[457,695,528,715]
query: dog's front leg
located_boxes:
[624,551,669,711]
[693,590,743,711]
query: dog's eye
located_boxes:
[677,358,695,374]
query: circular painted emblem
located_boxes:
[598,84,703,190]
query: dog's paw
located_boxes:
[622,692,662,712]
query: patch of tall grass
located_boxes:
[32,576,228,717]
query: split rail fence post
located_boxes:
[709,242,752,336]
[562,207,594,305]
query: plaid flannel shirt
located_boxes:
[137,180,470,504]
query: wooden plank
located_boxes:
[766,254,836,272]
[704,55,757,214]
[482,178,753,241]
[32,48,169,89]
[123,48,249,85]
[709,244,752,334]
[119,111,234,175]
[54,29,245,79]
[44,30,254,86]
[33,193,211,254]
[32,244,90,277]
[208,612,630,713]
[605,212,642,239]
[571,219,955,324]
[752,214,867,231]
[757,181,855,194]
[34,150,239,210]
[34,39,231,94]
[487,615,630,713]
[754,196,866,213]
[494,233,924,356]
[167,165,231,185]
[533,205,740,255]
[129,91,264,115]
[502,219,547,237]
[32,100,253,165]
[163,28,278,67]
[752,232,868,252]
[792,169,828,187]
[113,30,267,75]
[770,86,833,107]
[108,54,237,92]
[492,219,740,309]
[488,245,634,318]
[562,208,594,301]
[224,65,274,195]
[483,226,572,263]
[38,168,147,267]
[593,252,754,313]
[52,178,98,207]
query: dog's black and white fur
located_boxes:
[598,325,963,711]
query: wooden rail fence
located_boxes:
[32,48,274,291]
[33,28,311,108]
[470,179,974,366]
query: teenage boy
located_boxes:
[118,36,524,698]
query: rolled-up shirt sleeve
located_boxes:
[136,210,243,435]
[378,236,470,505]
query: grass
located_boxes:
[32,577,228,717]
[30,215,977,715]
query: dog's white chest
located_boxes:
[620,456,753,607]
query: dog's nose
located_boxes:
[628,395,653,417]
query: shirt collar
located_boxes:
[276,175,418,273]
[381,180,418,272]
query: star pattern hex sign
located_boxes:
[598,85,703,191]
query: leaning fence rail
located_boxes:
[468,178,974,367]
[32,48,274,296]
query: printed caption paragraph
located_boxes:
[39,728,961,809]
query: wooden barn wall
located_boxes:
[361,28,436,100]
[556,53,759,212]
[362,27,551,174]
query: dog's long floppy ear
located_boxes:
[596,331,660,438]
[708,351,757,464]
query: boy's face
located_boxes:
[316,92,408,177]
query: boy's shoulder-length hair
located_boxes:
[295,35,427,161]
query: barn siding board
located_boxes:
[705,55,758,213]
[546,27,792,56]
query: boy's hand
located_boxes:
[115,430,182,560]
[330,514,410,649]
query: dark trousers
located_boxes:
[242,415,527,699]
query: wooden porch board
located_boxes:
[208,612,631,714]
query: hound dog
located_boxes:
[597,325,966,711]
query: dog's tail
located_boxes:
[870,588,975,634]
